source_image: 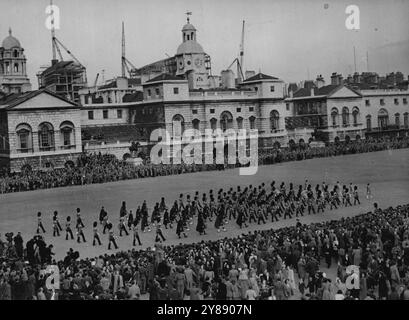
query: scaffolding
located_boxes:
[37,60,86,103]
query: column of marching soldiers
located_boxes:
[35,179,364,250]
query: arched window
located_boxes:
[366,115,372,131]
[395,113,400,127]
[14,63,19,73]
[404,113,409,128]
[270,110,280,131]
[192,119,200,131]
[38,122,55,151]
[352,107,359,126]
[220,111,233,131]
[342,107,349,126]
[60,121,75,148]
[13,50,18,58]
[249,116,256,130]
[378,108,389,129]
[210,118,217,131]
[172,114,185,137]
[331,108,338,126]
[237,117,243,130]
[16,123,33,153]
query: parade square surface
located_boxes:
[1,148,408,261]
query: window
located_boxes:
[249,116,256,130]
[342,107,349,126]
[210,118,217,131]
[286,103,290,111]
[173,87,179,94]
[172,114,185,137]
[365,100,370,106]
[395,113,400,127]
[394,98,399,105]
[378,108,389,129]
[147,89,151,97]
[331,108,338,126]
[366,115,372,131]
[254,87,258,92]
[220,111,233,131]
[237,117,243,129]
[210,109,215,114]
[14,63,19,73]
[155,88,160,96]
[117,110,123,119]
[270,110,280,131]
[60,121,75,148]
[103,110,108,119]
[38,123,55,151]
[380,99,385,106]
[270,86,275,92]
[236,107,241,113]
[352,107,359,126]
[403,98,408,105]
[142,108,145,115]
[404,113,408,128]
[88,110,94,120]
[249,107,254,112]
[16,124,32,152]
[192,109,198,115]
[192,119,200,130]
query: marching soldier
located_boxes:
[92,221,102,246]
[36,212,46,234]
[132,220,142,246]
[65,216,74,240]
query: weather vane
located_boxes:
[186,11,192,23]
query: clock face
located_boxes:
[195,58,203,67]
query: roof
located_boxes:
[39,60,84,76]
[98,78,142,90]
[293,84,340,98]
[0,89,78,109]
[176,40,204,55]
[145,73,185,83]
[182,23,196,32]
[242,73,279,83]
[2,29,21,50]
[122,91,144,102]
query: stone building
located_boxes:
[0,89,82,171]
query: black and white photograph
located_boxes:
[0,0,409,307]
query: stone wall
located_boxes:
[10,152,81,172]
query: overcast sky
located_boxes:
[1,0,408,88]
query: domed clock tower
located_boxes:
[0,28,32,94]
[175,15,210,90]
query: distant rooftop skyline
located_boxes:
[0,0,408,88]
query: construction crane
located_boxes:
[239,20,245,79]
[121,22,139,78]
[225,20,245,83]
[93,73,99,88]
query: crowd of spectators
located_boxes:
[1,137,408,194]
[1,203,409,300]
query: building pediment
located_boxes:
[1,90,78,110]
[328,86,361,99]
